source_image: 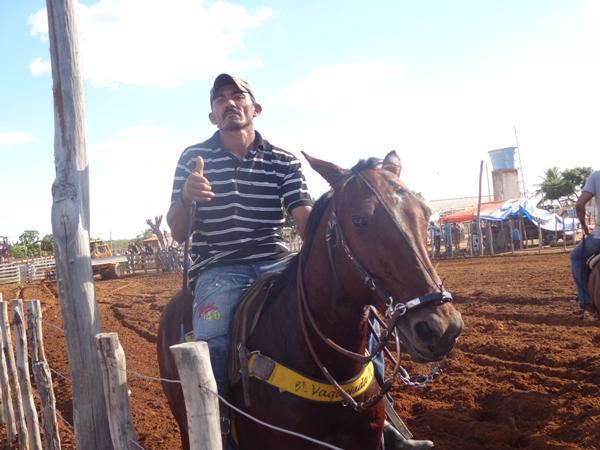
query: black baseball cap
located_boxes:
[210,73,256,105]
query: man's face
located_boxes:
[209,84,261,131]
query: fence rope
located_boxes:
[44,321,65,334]
[55,409,75,432]
[36,315,345,448]
[129,438,147,450]
[48,365,70,383]
[124,370,345,450]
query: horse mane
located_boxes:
[270,192,332,298]
[270,157,385,296]
[350,157,381,174]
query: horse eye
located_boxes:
[352,216,368,228]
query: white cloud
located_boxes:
[86,133,192,238]
[29,57,51,76]
[268,51,599,202]
[282,61,405,110]
[28,0,273,87]
[0,132,34,146]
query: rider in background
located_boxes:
[571,170,600,313]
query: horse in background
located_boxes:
[157,151,463,450]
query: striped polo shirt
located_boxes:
[170,131,312,284]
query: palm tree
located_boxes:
[536,166,593,207]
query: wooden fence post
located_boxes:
[520,218,528,248]
[468,222,473,256]
[95,332,137,450]
[537,220,543,253]
[0,293,4,427]
[563,217,567,251]
[0,293,17,443]
[0,301,29,449]
[12,300,42,450]
[508,220,515,254]
[170,342,223,450]
[46,0,112,447]
[487,222,495,256]
[26,301,60,450]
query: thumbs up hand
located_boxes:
[182,156,214,206]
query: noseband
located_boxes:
[297,170,453,411]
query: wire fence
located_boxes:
[37,317,343,450]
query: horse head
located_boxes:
[303,151,463,363]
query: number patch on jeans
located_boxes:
[198,303,222,321]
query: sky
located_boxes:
[1,0,599,243]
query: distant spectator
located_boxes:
[452,223,461,252]
[511,225,522,250]
[429,221,441,256]
[127,241,138,255]
[444,221,452,255]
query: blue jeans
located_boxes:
[193,254,297,401]
[570,236,600,304]
[193,254,296,450]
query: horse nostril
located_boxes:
[415,321,436,343]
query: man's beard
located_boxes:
[221,119,250,131]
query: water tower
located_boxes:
[488,147,522,201]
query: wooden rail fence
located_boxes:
[0,291,224,450]
[0,258,56,285]
[0,294,60,449]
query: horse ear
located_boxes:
[302,151,348,187]
[383,150,402,177]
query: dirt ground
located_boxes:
[1,251,599,450]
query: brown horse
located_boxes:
[157,151,463,450]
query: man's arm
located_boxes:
[291,205,312,239]
[167,156,214,243]
[576,191,594,236]
[167,197,193,243]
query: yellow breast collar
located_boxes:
[247,353,375,402]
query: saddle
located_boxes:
[228,272,280,388]
[227,272,377,409]
[587,253,600,271]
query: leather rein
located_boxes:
[296,170,453,412]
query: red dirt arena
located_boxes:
[1,251,599,450]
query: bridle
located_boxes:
[296,169,453,412]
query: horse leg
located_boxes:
[157,291,193,450]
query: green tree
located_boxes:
[9,245,27,258]
[562,166,593,194]
[16,230,41,257]
[40,234,54,254]
[134,229,153,245]
[536,166,592,206]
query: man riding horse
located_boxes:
[571,169,600,316]
[166,74,435,449]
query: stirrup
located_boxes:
[383,421,434,450]
[384,396,413,439]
